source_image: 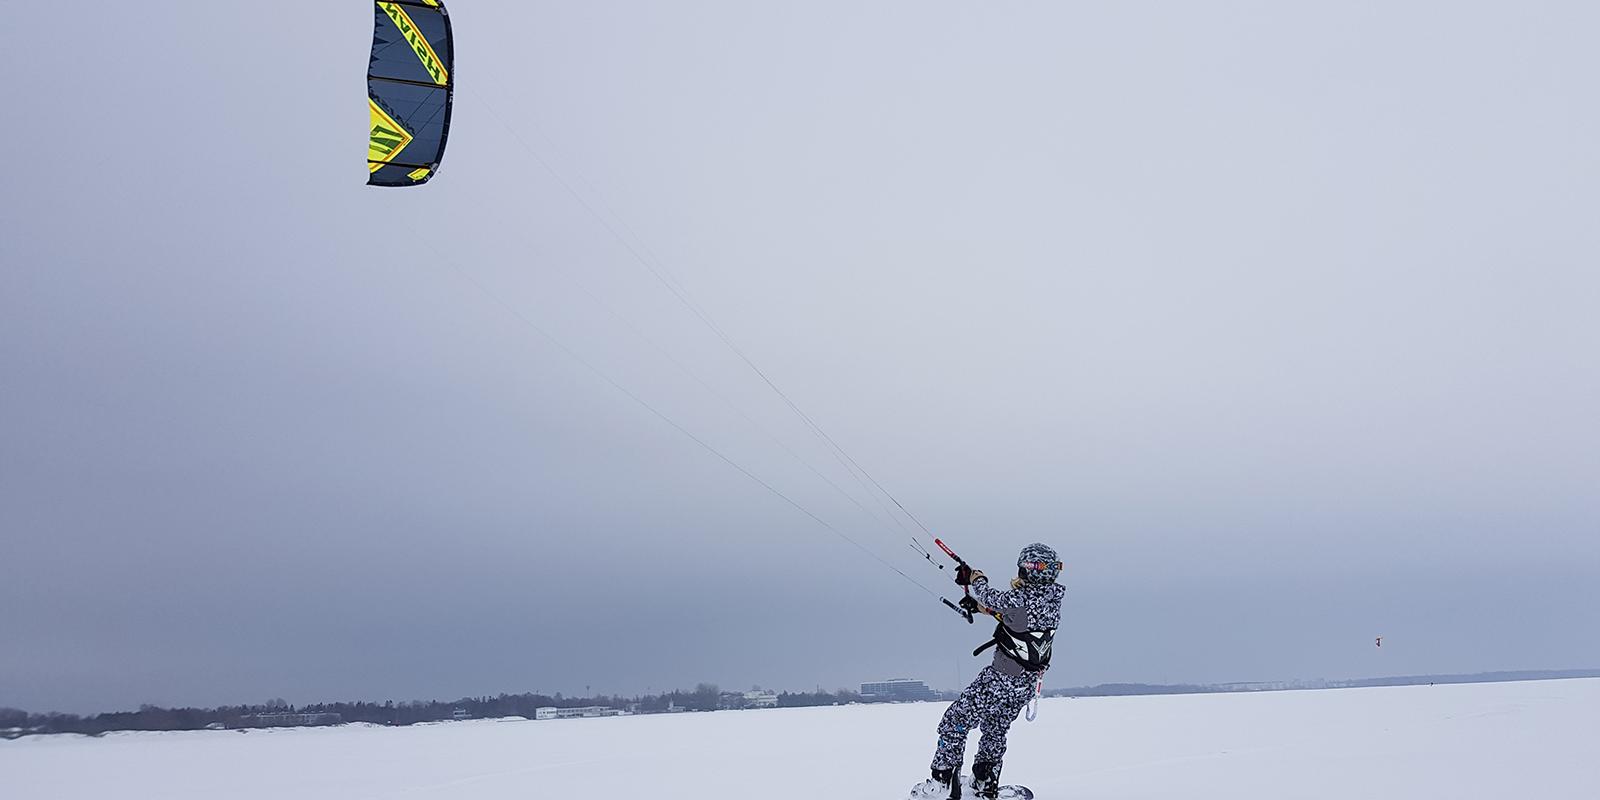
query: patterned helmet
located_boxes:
[1017,542,1062,585]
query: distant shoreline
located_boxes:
[1044,668,1600,699]
[6,669,1598,740]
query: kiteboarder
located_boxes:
[912,543,1064,799]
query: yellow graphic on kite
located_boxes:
[367,0,453,187]
[379,2,450,86]
[368,99,414,173]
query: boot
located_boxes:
[971,761,1001,799]
[911,766,958,799]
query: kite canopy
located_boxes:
[368,1,454,187]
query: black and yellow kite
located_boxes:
[368,1,454,187]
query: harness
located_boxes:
[972,617,1055,672]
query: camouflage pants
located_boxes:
[930,665,1038,771]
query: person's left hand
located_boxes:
[956,563,985,586]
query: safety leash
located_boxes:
[1024,675,1043,722]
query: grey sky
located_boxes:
[3,1,1597,714]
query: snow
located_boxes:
[6,678,1598,799]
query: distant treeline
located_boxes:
[1043,683,1217,698]
[1044,669,1600,699]
[9,669,1596,738]
[0,683,865,738]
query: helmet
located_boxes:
[1016,542,1061,585]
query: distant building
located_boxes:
[861,679,938,702]
[533,706,622,720]
[742,690,779,709]
[451,709,471,720]
[227,712,342,729]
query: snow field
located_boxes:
[5,678,1597,799]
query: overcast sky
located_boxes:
[3,1,1597,715]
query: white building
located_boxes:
[534,706,622,720]
[743,691,779,709]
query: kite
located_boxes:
[368,1,454,186]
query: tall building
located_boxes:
[861,678,938,702]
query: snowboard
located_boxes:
[975,787,1032,800]
[908,775,1033,800]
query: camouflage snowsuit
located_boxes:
[931,575,1065,772]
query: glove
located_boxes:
[958,595,982,615]
[955,563,984,586]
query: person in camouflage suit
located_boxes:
[914,543,1064,799]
